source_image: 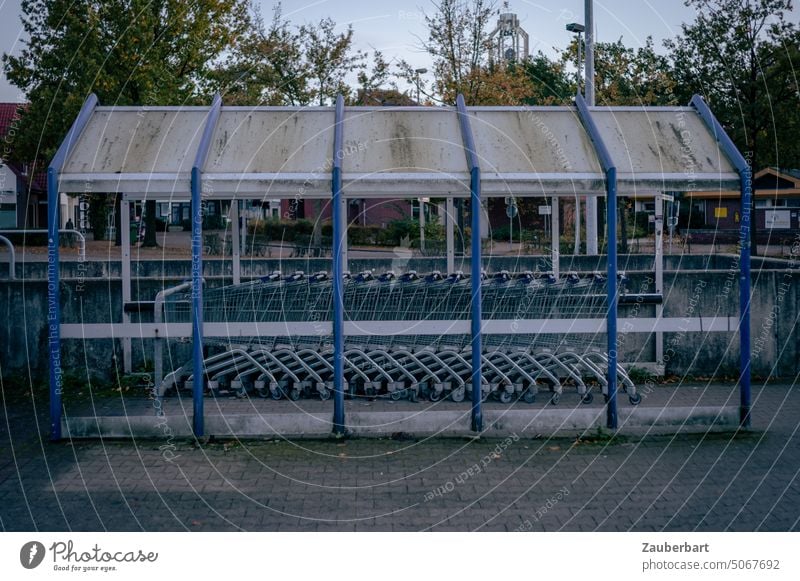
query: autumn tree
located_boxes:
[3,0,249,243]
[213,4,309,106]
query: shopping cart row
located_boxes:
[158,335,640,406]
[163,269,627,323]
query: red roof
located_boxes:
[1,102,46,193]
[0,102,27,139]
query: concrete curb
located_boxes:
[62,406,741,439]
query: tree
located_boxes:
[212,3,310,106]
[302,18,366,106]
[3,0,249,242]
[666,0,800,254]
[406,0,497,104]
[521,52,571,105]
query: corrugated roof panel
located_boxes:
[469,109,602,175]
[205,109,335,174]
[591,108,738,178]
[62,109,206,174]
[341,109,467,175]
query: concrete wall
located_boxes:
[1,255,798,386]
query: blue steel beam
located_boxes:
[455,94,483,433]
[690,95,752,427]
[190,94,223,437]
[574,93,619,429]
[47,93,98,441]
[332,95,346,435]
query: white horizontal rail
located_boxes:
[60,316,739,339]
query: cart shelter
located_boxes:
[46,93,752,440]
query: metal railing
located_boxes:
[0,235,15,279]
[0,229,87,262]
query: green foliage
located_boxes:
[3,0,249,163]
[249,219,314,242]
[215,3,368,106]
[666,0,800,169]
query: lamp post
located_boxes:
[566,22,585,256]
[414,67,428,104]
[566,23,585,96]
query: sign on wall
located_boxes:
[765,209,791,229]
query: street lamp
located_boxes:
[414,67,428,104]
[566,23,585,96]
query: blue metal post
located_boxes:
[738,166,752,426]
[47,93,98,441]
[332,95,346,435]
[47,168,62,440]
[190,166,205,437]
[456,94,483,433]
[690,95,751,427]
[605,167,618,429]
[190,94,223,438]
[575,93,618,429]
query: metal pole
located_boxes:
[0,235,16,279]
[551,197,560,278]
[577,32,583,96]
[689,94,751,427]
[606,167,618,429]
[190,167,205,437]
[470,167,483,432]
[585,0,595,106]
[47,168,62,440]
[574,196,581,255]
[456,93,482,433]
[188,93,222,438]
[446,197,455,273]
[739,167,752,426]
[654,193,664,366]
[231,199,241,285]
[585,0,598,256]
[46,92,97,441]
[419,198,425,253]
[575,93,617,429]
[121,199,132,374]
[332,95,346,436]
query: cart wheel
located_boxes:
[523,389,536,404]
[390,390,404,401]
[255,388,268,399]
[429,389,442,402]
[450,387,465,402]
[236,388,248,399]
[319,388,331,401]
[499,390,513,404]
[629,393,642,405]
[289,388,301,401]
[582,392,594,405]
[550,392,560,405]
[270,388,282,401]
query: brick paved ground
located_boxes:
[1,382,798,532]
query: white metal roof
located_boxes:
[589,107,739,192]
[55,103,741,199]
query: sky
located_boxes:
[0,0,796,102]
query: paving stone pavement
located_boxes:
[1,382,799,532]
